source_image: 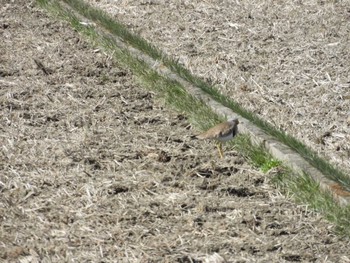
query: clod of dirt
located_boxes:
[157,150,171,162]
[177,256,202,263]
[108,186,130,195]
[223,187,254,197]
[191,166,238,178]
[197,179,219,191]
[282,254,302,262]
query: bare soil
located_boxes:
[90,0,350,174]
[1,1,350,262]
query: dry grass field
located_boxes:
[1,1,350,262]
[90,0,350,175]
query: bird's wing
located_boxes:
[216,123,233,138]
[197,123,227,139]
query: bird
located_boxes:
[194,118,239,158]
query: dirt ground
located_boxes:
[1,1,350,262]
[89,0,350,175]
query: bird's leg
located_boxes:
[219,143,224,158]
[216,142,224,158]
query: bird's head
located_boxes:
[228,118,239,125]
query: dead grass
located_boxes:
[1,1,350,262]
[47,0,350,236]
[54,0,350,191]
[89,0,350,179]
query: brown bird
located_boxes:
[195,118,239,158]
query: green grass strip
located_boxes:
[37,0,350,237]
[272,172,350,237]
